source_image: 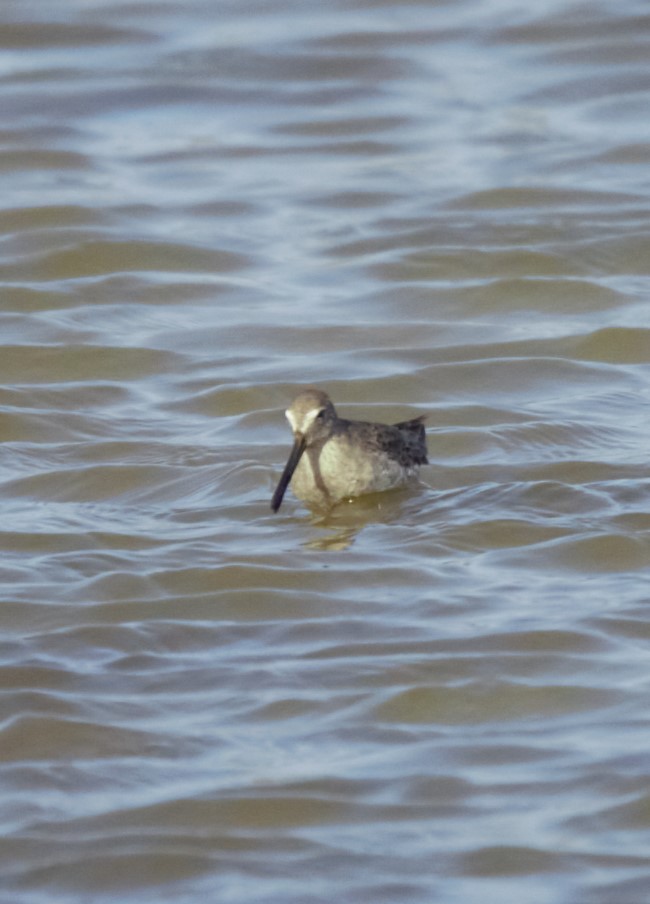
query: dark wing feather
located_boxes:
[344,415,428,468]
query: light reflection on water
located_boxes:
[1,1,650,902]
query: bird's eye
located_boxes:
[315,409,325,419]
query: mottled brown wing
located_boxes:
[347,415,428,468]
[392,415,428,466]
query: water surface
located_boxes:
[1,1,650,903]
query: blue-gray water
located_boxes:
[1,1,650,903]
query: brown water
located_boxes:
[1,1,650,902]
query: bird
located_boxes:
[271,388,427,512]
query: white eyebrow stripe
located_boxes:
[302,407,322,430]
[286,405,321,434]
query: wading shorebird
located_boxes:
[271,388,427,512]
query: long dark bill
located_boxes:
[271,434,306,512]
